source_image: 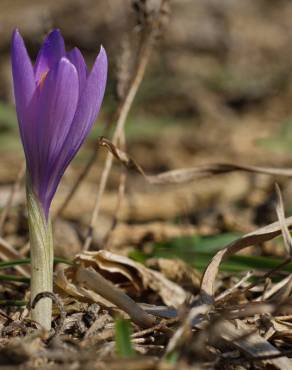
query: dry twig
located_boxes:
[83,1,168,250]
[76,266,156,328]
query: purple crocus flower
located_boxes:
[11,29,107,218]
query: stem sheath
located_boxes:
[26,182,53,330]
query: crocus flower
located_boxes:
[11,29,107,330]
[11,29,107,218]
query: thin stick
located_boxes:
[103,131,127,248]
[54,122,112,218]
[0,162,25,235]
[103,169,127,248]
[216,258,292,305]
[83,29,157,251]
[215,270,254,302]
[76,266,156,328]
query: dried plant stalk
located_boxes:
[83,25,158,251]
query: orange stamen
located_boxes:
[38,70,49,89]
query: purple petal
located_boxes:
[11,29,36,170]
[32,58,79,215]
[65,45,107,153]
[34,29,65,83]
[67,47,87,93]
[45,46,108,209]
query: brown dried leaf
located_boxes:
[217,320,292,369]
[78,251,190,307]
[100,137,292,185]
[55,267,115,307]
[275,183,292,256]
[200,216,292,303]
[56,250,190,309]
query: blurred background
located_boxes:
[1,0,292,262]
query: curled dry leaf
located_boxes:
[99,137,292,185]
[55,250,190,309]
[200,187,292,368]
[200,216,292,303]
[168,188,292,366]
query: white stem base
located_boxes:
[27,184,53,331]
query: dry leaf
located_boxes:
[217,320,292,369]
[99,137,292,185]
[200,216,292,303]
[76,251,190,307]
[275,183,292,256]
[56,249,189,327]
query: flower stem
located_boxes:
[26,181,53,330]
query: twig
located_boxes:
[225,349,292,363]
[132,318,177,338]
[76,266,156,328]
[83,25,158,251]
[54,122,111,218]
[216,258,292,305]
[215,270,254,302]
[103,130,127,248]
[103,169,127,248]
[55,5,137,218]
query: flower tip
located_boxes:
[46,28,63,41]
[68,46,81,57]
[42,28,64,48]
[58,57,79,78]
[12,28,21,41]
[96,45,108,69]
[99,45,107,58]
[51,28,61,36]
[59,56,75,68]
[11,29,25,55]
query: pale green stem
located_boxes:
[26,180,53,330]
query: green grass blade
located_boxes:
[130,233,292,274]
[0,274,29,283]
[0,300,27,306]
[115,318,135,358]
[0,257,73,270]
